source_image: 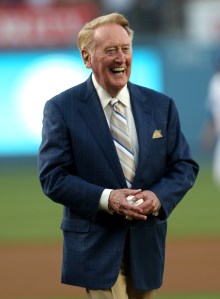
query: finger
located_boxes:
[125,209,147,221]
[124,203,145,217]
[120,200,147,220]
[142,199,157,215]
[132,191,147,201]
[132,189,142,195]
[125,189,142,197]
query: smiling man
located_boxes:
[38,13,199,299]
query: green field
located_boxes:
[0,159,220,243]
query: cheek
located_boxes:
[127,57,132,67]
[92,59,106,73]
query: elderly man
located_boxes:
[38,13,199,299]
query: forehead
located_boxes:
[93,23,131,47]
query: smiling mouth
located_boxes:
[111,67,126,74]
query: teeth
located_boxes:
[112,67,125,72]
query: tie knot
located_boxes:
[111,98,118,107]
[111,98,124,114]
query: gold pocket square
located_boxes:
[152,130,163,139]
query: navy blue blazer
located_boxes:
[38,76,199,290]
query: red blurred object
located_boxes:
[0,3,100,49]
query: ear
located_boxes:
[81,49,92,69]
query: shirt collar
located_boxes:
[92,74,130,109]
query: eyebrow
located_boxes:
[105,44,131,49]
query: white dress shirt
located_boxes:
[92,74,139,212]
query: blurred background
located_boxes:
[0,0,220,299]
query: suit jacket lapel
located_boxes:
[78,77,127,187]
[128,83,154,186]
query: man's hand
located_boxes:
[132,190,161,216]
[108,189,147,220]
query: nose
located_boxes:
[115,48,126,63]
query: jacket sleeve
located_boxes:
[38,99,104,221]
[149,99,199,219]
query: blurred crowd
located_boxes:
[100,0,185,34]
[0,0,186,35]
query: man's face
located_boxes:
[83,23,132,97]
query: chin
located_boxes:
[115,82,127,90]
[114,77,128,86]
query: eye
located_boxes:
[105,48,116,55]
[122,46,130,53]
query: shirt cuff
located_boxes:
[99,189,113,214]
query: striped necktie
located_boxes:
[110,98,135,187]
